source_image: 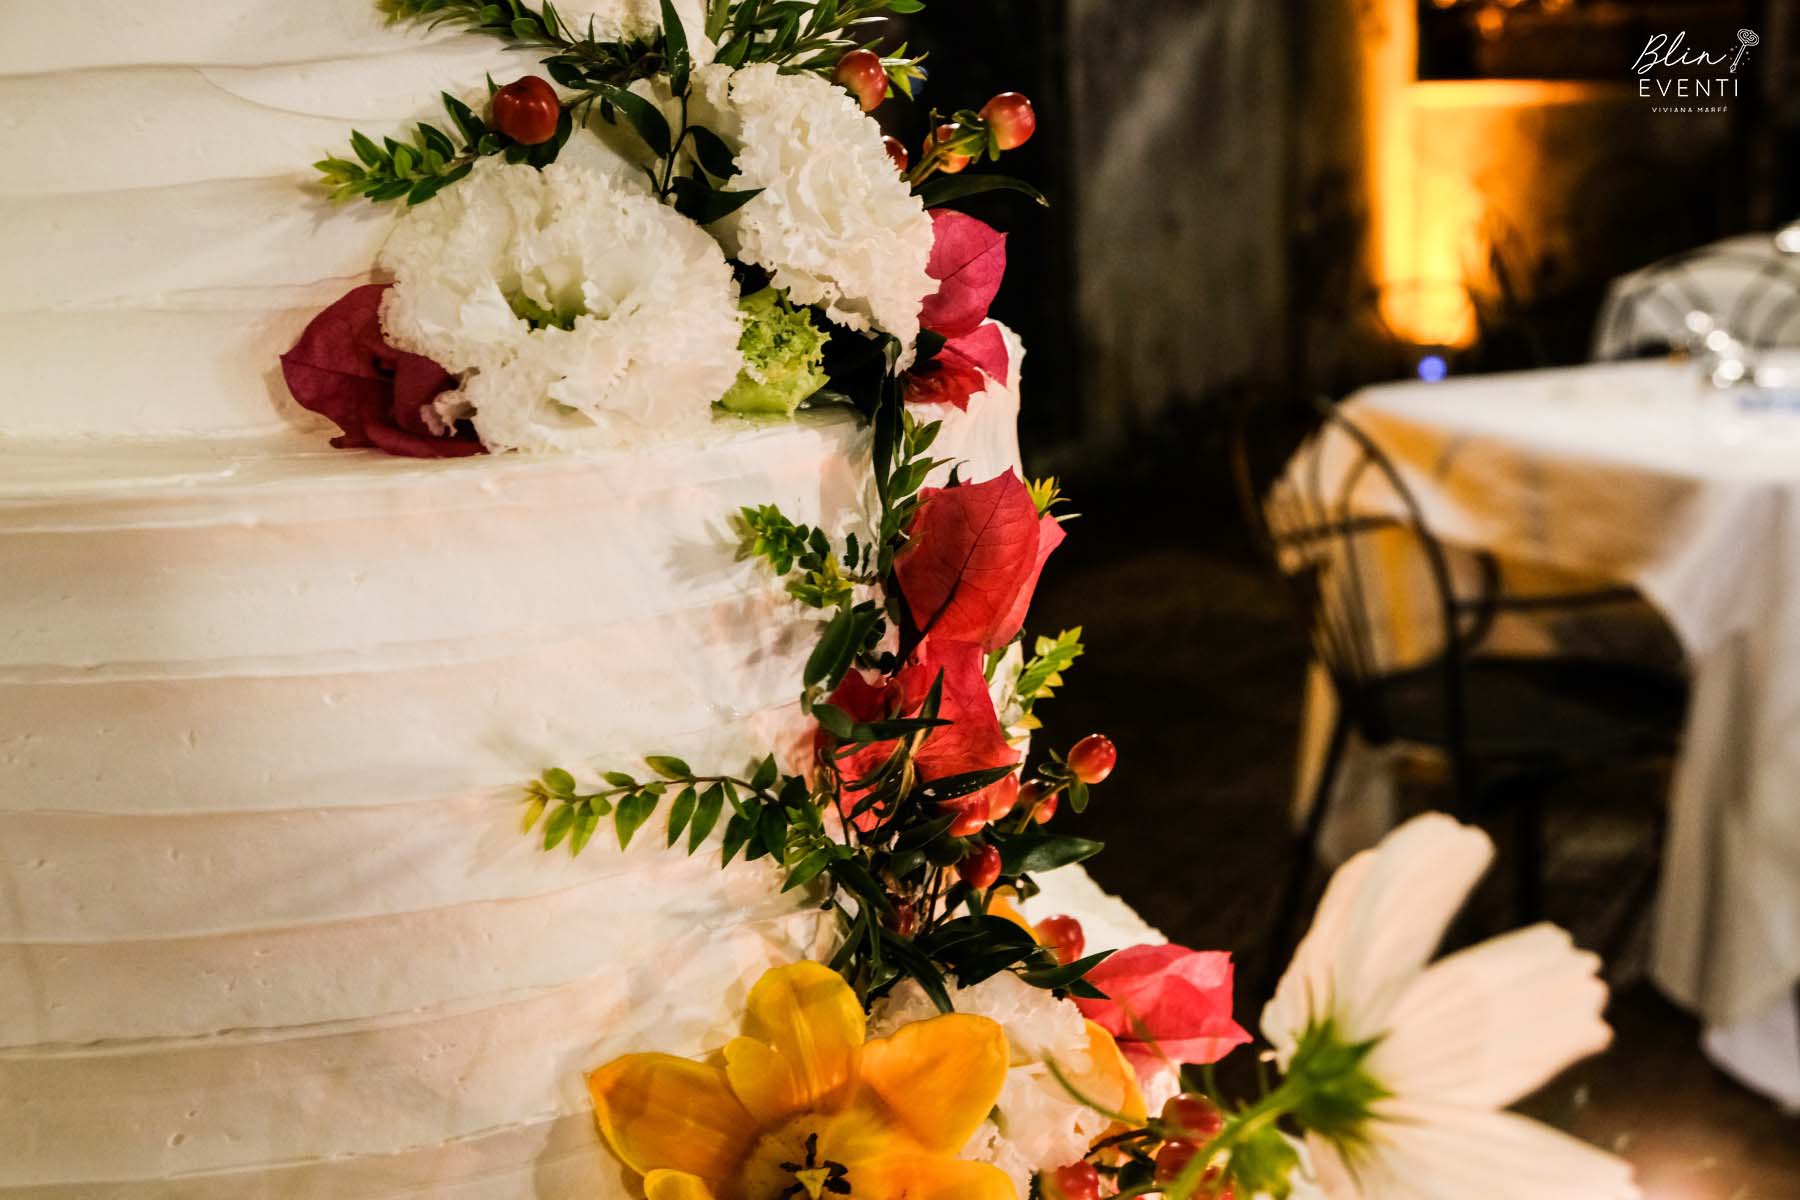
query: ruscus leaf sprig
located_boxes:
[315,87,573,205]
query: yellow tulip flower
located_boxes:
[588,961,1019,1200]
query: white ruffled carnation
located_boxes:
[553,0,715,62]
[691,63,935,351]
[870,973,1110,1197]
[378,147,743,452]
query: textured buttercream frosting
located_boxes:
[0,1,531,441]
[0,396,1029,1195]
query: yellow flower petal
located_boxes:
[587,1053,756,1187]
[985,889,1037,939]
[729,960,866,1120]
[850,1152,1020,1200]
[644,1169,719,1200]
[1080,1019,1148,1126]
[850,1013,1009,1156]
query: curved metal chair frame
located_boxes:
[1597,244,1800,360]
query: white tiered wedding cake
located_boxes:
[0,5,1027,1194]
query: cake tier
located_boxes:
[0,377,1025,1196]
[0,1,527,441]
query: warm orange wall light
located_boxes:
[1361,0,1612,350]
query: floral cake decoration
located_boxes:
[282,3,1643,1198]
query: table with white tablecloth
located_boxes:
[1301,358,1800,1109]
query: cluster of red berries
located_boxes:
[833,48,1036,177]
[954,734,1116,892]
[1044,1094,1233,1199]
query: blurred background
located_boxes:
[890,1,1800,1195]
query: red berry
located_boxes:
[491,76,561,146]
[1035,914,1085,965]
[947,806,987,838]
[835,49,889,112]
[1032,789,1060,824]
[1160,1094,1224,1143]
[1153,1140,1202,1186]
[1017,779,1048,813]
[980,92,1037,150]
[1044,1161,1102,1200]
[1068,734,1117,784]
[883,135,910,172]
[926,124,972,174]
[958,844,1002,890]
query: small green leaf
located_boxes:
[812,703,855,740]
[750,755,778,793]
[659,0,692,93]
[1020,949,1114,990]
[600,84,671,158]
[570,803,601,856]
[782,847,833,892]
[541,767,577,796]
[916,764,1019,804]
[804,605,871,689]
[350,130,385,168]
[666,786,698,847]
[614,791,658,849]
[689,783,725,852]
[543,803,575,851]
[720,812,754,865]
[879,931,953,1013]
[915,173,1049,209]
[520,795,547,833]
[603,771,638,789]
[997,832,1104,875]
[670,175,764,225]
[645,755,692,780]
[757,805,790,860]
[686,124,738,181]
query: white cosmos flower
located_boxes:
[1261,814,1638,1200]
[378,147,743,452]
[689,62,935,353]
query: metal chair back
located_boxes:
[1233,395,1471,754]
[1597,244,1800,360]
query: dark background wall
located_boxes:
[897,0,1795,467]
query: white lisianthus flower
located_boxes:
[379,148,743,452]
[871,973,1142,1198]
[1261,814,1639,1200]
[552,0,715,63]
[690,62,935,353]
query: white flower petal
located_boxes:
[380,147,743,452]
[697,63,934,351]
[1333,814,1493,1042]
[1263,847,1377,1064]
[1339,1102,1638,1200]
[1370,924,1611,1109]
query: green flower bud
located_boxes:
[718,288,829,417]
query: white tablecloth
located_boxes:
[1594,233,1800,359]
[1302,359,1800,1108]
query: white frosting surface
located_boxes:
[0,381,1028,1195]
[0,3,527,440]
